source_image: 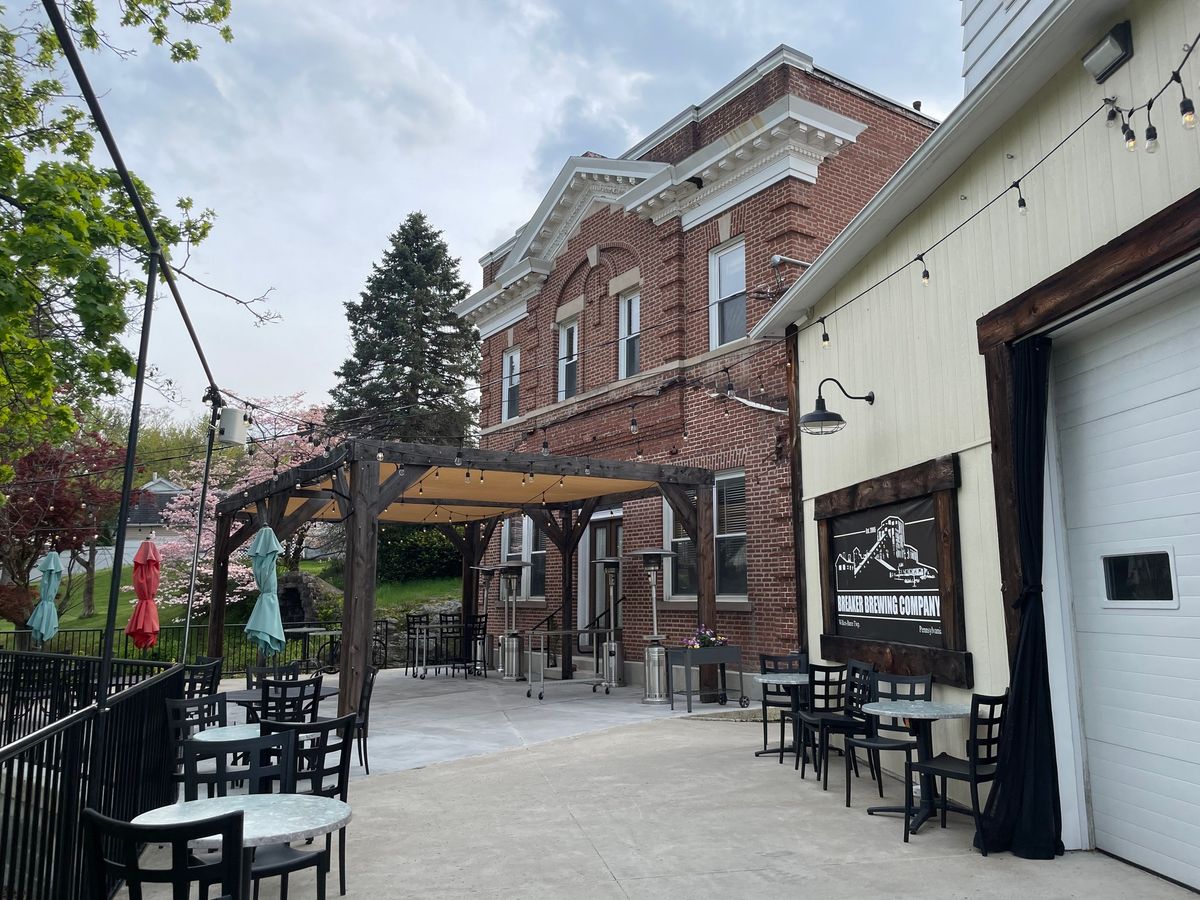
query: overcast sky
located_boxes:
[73,1,964,419]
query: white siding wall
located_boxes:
[962,0,1058,92]
[799,0,1200,755]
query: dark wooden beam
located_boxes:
[560,508,575,680]
[339,457,379,717]
[527,508,566,552]
[374,466,429,515]
[206,513,233,658]
[785,323,807,652]
[435,522,468,555]
[660,484,698,544]
[812,455,959,520]
[356,438,714,486]
[276,498,332,543]
[215,445,350,515]
[695,486,717,699]
[983,345,1022,663]
[570,498,599,548]
[977,186,1200,351]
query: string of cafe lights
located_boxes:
[796,26,1200,345]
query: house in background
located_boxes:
[455,45,936,681]
[125,473,185,545]
[756,0,1199,885]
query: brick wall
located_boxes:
[473,61,932,667]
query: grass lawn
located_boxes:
[298,560,460,618]
[0,564,155,632]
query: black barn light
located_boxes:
[798,377,875,435]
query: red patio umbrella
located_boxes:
[125,538,161,650]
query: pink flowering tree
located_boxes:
[155,395,332,619]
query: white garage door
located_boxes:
[1052,274,1200,890]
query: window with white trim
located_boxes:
[501,347,520,421]
[709,240,746,348]
[662,470,748,599]
[618,292,640,379]
[501,515,546,598]
[558,318,579,400]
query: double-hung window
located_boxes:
[709,240,746,348]
[558,318,579,401]
[618,292,640,379]
[714,472,747,595]
[501,347,520,421]
[502,515,546,598]
[663,471,748,598]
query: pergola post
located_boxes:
[560,508,575,680]
[207,512,233,658]
[340,453,380,716]
[695,487,718,700]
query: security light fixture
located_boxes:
[1082,21,1133,85]
[798,377,875,436]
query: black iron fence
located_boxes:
[0,662,183,899]
[0,650,171,745]
[0,618,394,677]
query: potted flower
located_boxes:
[683,625,728,649]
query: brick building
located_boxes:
[454,45,935,681]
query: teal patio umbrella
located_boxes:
[27,551,63,644]
[244,526,286,655]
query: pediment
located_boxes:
[496,157,668,281]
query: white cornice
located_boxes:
[455,257,551,324]
[495,157,667,282]
[623,94,865,228]
[620,44,815,161]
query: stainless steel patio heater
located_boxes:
[593,557,624,689]
[471,564,501,673]
[626,548,676,704]
[499,561,529,682]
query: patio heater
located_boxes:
[471,564,501,673]
[626,549,676,704]
[499,561,529,682]
[593,557,624,689]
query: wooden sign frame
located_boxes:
[813,454,973,688]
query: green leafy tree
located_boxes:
[330,212,480,443]
[0,1,236,482]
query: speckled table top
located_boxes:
[189,724,260,744]
[133,794,351,848]
[861,700,970,720]
[752,673,810,685]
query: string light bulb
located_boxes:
[375,451,384,462]
[1123,122,1137,151]
[917,254,929,285]
[819,317,830,348]
[478,470,484,484]
[1105,106,1118,128]
[1013,181,1027,216]
[584,460,591,476]
[682,425,689,442]
[465,468,471,483]
[1173,72,1195,129]
[630,415,638,435]
[636,441,643,460]
[724,369,735,399]
[541,438,549,456]
[453,449,463,467]
[1145,123,1159,154]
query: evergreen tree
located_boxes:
[330,213,479,443]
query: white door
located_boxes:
[1052,275,1200,889]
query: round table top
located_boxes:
[226,684,339,704]
[133,794,351,848]
[753,673,810,686]
[861,699,970,720]
[190,724,260,744]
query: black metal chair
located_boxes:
[183,731,330,900]
[403,613,429,676]
[787,663,846,777]
[166,693,228,789]
[904,691,1008,851]
[844,672,932,807]
[251,675,323,724]
[81,807,246,900]
[758,652,807,755]
[244,661,301,691]
[436,611,461,674]
[354,667,378,773]
[261,714,356,896]
[183,659,223,699]
[807,659,875,791]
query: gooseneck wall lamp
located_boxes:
[798,377,875,435]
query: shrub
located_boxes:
[377,525,459,583]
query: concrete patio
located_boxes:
[133,670,1189,899]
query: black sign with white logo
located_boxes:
[831,496,943,647]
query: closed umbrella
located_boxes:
[27,551,63,644]
[244,526,285,656]
[126,539,162,649]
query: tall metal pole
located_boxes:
[180,395,221,662]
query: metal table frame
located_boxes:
[412,623,471,679]
[525,627,612,700]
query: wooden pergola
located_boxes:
[210,439,716,714]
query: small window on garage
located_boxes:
[1101,551,1179,608]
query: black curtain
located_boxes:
[976,335,1065,859]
